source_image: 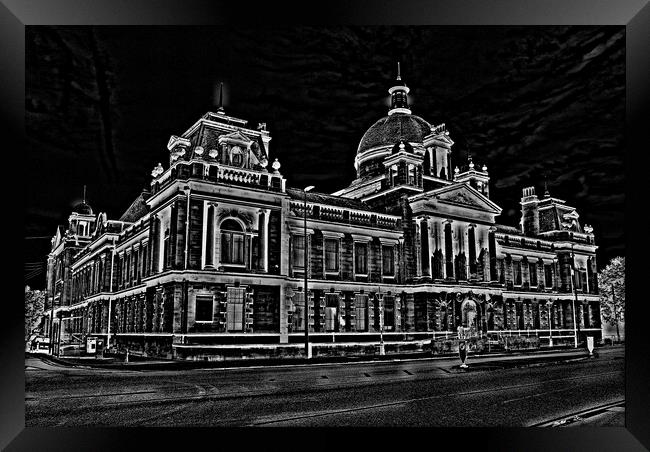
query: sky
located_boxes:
[25,26,625,289]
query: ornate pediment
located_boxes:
[431,184,502,214]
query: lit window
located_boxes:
[325,238,339,272]
[221,219,245,265]
[355,294,368,331]
[226,287,245,331]
[354,242,368,274]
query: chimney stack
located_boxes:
[520,186,539,236]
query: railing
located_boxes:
[289,201,399,230]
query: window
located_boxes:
[529,262,537,286]
[221,219,245,265]
[325,294,339,332]
[226,287,245,331]
[292,292,305,332]
[163,228,170,269]
[382,246,395,276]
[354,242,368,274]
[195,295,213,322]
[231,148,244,167]
[325,238,339,272]
[513,261,522,285]
[383,295,395,329]
[292,235,305,268]
[544,264,553,288]
[355,294,368,331]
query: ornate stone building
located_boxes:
[44,73,602,360]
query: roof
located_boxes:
[286,187,375,212]
[118,192,150,223]
[72,201,93,215]
[494,224,521,234]
[357,113,432,156]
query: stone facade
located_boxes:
[44,76,602,360]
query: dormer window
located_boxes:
[231,146,244,167]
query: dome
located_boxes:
[357,113,432,156]
[72,201,93,215]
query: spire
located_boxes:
[217,82,225,115]
[82,185,86,204]
[388,61,411,115]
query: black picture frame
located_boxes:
[3,1,648,450]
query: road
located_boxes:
[25,346,624,427]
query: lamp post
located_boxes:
[570,244,579,348]
[303,185,314,359]
[611,283,620,343]
[378,288,385,355]
[547,300,554,347]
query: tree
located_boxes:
[25,285,46,350]
[598,256,625,342]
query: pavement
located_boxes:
[28,343,613,372]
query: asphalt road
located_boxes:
[25,347,624,427]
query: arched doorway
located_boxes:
[460,299,479,331]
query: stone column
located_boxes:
[420,217,430,277]
[468,224,477,279]
[488,227,498,281]
[204,203,216,269]
[444,220,454,280]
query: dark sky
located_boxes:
[25,26,625,289]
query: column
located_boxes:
[205,203,215,268]
[420,217,430,277]
[488,227,497,281]
[444,220,454,279]
[468,224,477,279]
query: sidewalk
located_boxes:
[28,344,620,372]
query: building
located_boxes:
[43,72,602,360]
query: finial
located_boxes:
[399,140,405,151]
[482,164,488,172]
[454,166,460,174]
[83,185,86,204]
[397,61,401,81]
[272,158,281,173]
[543,175,550,197]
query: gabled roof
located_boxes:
[119,192,151,223]
[286,187,375,212]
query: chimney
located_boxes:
[520,186,539,236]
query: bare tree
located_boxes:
[598,256,625,343]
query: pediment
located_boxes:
[416,183,502,214]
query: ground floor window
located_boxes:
[226,287,245,331]
[383,295,395,330]
[195,294,213,322]
[324,294,339,332]
[292,292,305,332]
[355,294,368,332]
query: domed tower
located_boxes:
[336,64,454,211]
[68,186,96,239]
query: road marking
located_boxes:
[529,399,625,427]
[502,386,574,404]
[403,370,414,376]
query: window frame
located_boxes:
[194,294,214,323]
[220,219,246,266]
[354,241,368,276]
[381,245,395,277]
[324,237,340,274]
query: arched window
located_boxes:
[230,146,244,167]
[221,219,245,265]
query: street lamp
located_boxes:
[377,289,385,355]
[547,299,554,347]
[303,185,314,359]
[570,244,579,348]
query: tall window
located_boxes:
[383,295,395,330]
[325,294,339,332]
[513,261,522,285]
[544,264,553,288]
[292,235,305,268]
[355,294,368,331]
[163,228,170,269]
[292,292,305,332]
[382,246,395,276]
[195,295,214,322]
[226,287,245,331]
[354,242,368,274]
[529,262,537,286]
[325,238,339,272]
[221,219,245,265]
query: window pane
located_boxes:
[221,233,231,263]
[292,235,305,268]
[233,234,244,264]
[226,287,245,331]
[382,246,394,275]
[195,295,213,321]
[383,295,395,328]
[355,294,368,331]
[529,263,537,286]
[544,265,553,287]
[514,262,522,285]
[325,239,339,272]
[355,243,367,274]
